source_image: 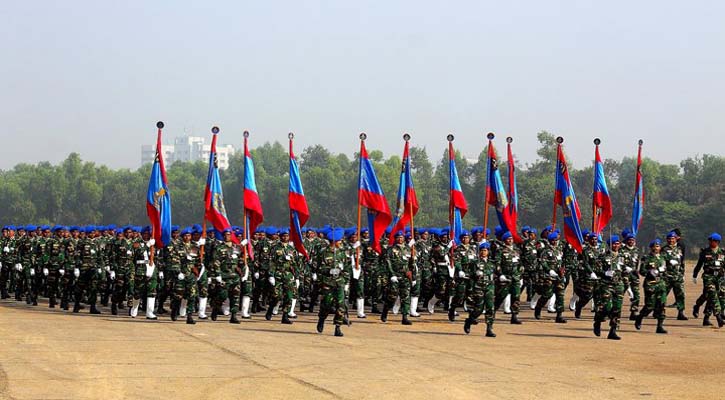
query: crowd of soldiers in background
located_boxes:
[1,223,723,339]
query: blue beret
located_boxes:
[478,242,491,250]
[666,231,677,239]
[360,227,369,234]
[521,226,531,233]
[221,227,232,234]
[345,228,356,237]
[85,226,95,234]
[494,225,504,235]
[471,226,482,234]
[328,228,344,242]
[52,225,63,232]
[547,232,560,241]
[213,230,223,240]
[394,230,404,238]
[529,228,538,235]
[459,230,470,238]
[255,226,265,233]
[501,232,512,240]
[607,235,620,245]
[181,228,192,236]
[485,228,491,235]
[40,225,51,231]
[441,228,450,236]
[132,226,141,233]
[649,238,661,247]
[141,226,151,234]
[16,225,26,231]
[265,226,277,235]
[25,225,36,231]
[709,233,722,242]
[115,228,123,235]
[171,225,180,232]
[278,228,289,235]
[543,225,553,233]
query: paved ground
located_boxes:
[0,279,723,400]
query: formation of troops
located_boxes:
[1,223,723,340]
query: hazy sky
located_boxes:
[2,1,724,170]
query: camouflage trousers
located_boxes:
[210,273,240,314]
[451,277,468,308]
[594,281,624,328]
[419,267,434,301]
[45,269,61,303]
[664,275,686,312]
[130,268,158,300]
[467,284,495,326]
[172,274,198,315]
[641,280,667,322]
[433,267,454,300]
[350,272,365,301]
[536,277,565,312]
[370,266,389,307]
[702,274,723,316]
[622,274,640,312]
[574,278,597,311]
[270,271,297,314]
[60,270,76,304]
[319,284,345,326]
[111,270,131,306]
[197,269,209,298]
[385,276,411,315]
[494,278,521,314]
[74,268,100,305]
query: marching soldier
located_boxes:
[662,231,688,320]
[593,235,625,340]
[381,230,413,325]
[635,239,669,334]
[448,230,476,321]
[534,231,567,323]
[209,228,242,324]
[494,232,524,324]
[692,233,724,327]
[463,242,497,337]
[265,229,298,324]
[315,228,349,337]
[73,227,102,314]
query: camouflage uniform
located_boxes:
[692,245,724,325]
[209,239,242,322]
[635,249,668,333]
[73,235,102,313]
[266,240,298,322]
[464,250,497,336]
[661,243,686,316]
[619,243,641,318]
[383,241,413,324]
[593,247,625,338]
[535,240,567,322]
[449,242,477,317]
[316,242,350,335]
[494,243,523,323]
[43,235,65,307]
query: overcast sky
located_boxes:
[2,1,724,170]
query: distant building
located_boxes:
[141,135,237,170]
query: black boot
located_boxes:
[90,304,101,314]
[593,320,601,337]
[381,304,389,323]
[334,325,344,337]
[677,310,688,321]
[370,304,380,314]
[629,311,638,321]
[317,316,325,333]
[656,320,667,334]
[448,306,457,322]
[111,303,118,315]
[692,304,700,318]
[100,294,109,307]
[703,316,712,326]
[534,306,542,320]
[265,306,273,321]
[716,314,724,328]
[402,314,412,325]
[211,307,219,321]
[49,297,56,308]
[486,324,496,337]
[73,301,81,313]
[607,326,621,340]
[635,313,644,330]
[463,318,472,334]
[281,313,292,325]
[1,288,9,299]
[186,314,196,325]
[510,314,522,325]
[230,313,241,324]
[555,311,567,324]
[170,301,178,321]
[574,304,582,319]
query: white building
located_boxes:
[141,135,237,170]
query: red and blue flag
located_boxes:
[449,140,468,245]
[506,140,519,225]
[243,133,263,258]
[289,136,310,259]
[592,143,612,235]
[146,123,172,247]
[487,142,522,243]
[554,145,584,253]
[389,140,419,242]
[358,141,392,254]
[631,141,644,237]
[204,128,238,243]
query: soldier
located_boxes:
[59,226,77,310]
[369,228,391,314]
[381,230,414,325]
[620,232,641,321]
[252,227,273,313]
[448,230,476,321]
[208,228,242,324]
[662,231,688,320]
[534,231,567,323]
[463,242,497,337]
[692,233,724,327]
[73,226,102,314]
[110,227,131,315]
[174,228,199,324]
[129,226,158,320]
[315,228,349,337]
[427,229,454,314]
[189,225,209,319]
[494,232,524,324]
[635,239,669,334]
[593,235,625,340]
[574,233,602,319]
[412,228,431,317]
[163,226,184,320]
[16,226,38,305]
[42,226,65,308]
[265,228,298,324]
[0,226,12,299]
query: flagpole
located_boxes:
[201,125,220,262]
[591,138,600,233]
[243,131,250,267]
[483,132,494,237]
[149,120,164,267]
[552,136,563,229]
[403,133,417,264]
[355,132,366,271]
[448,134,455,239]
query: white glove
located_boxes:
[669,259,678,266]
[411,280,417,286]
[548,270,558,278]
[105,265,111,272]
[15,263,22,271]
[97,268,102,274]
[2,246,9,253]
[59,269,65,276]
[408,239,415,247]
[254,272,260,280]
[110,271,116,280]
[145,264,154,278]
[215,275,223,283]
[178,272,185,280]
[312,273,317,281]
[90,249,96,255]
[344,284,349,292]
[458,271,466,278]
[692,277,697,284]
[285,255,292,261]
[352,241,361,249]
[499,275,509,282]
[625,266,633,273]
[605,270,614,278]
[30,268,35,276]
[74,268,80,277]
[589,272,598,280]
[295,278,300,288]
[269,276,276,286]
[390,276,399,283]
[447,241,454,249]
[147,239,155,247]
[232,254,238,259]
[241,239,248,246]
[444,255,451,265]
[207,278,211,284]
[651,269,659,277]
[158,271,164,279]
[197,238,206,246]
[43,268,49,276]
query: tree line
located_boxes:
[1,132,722,254]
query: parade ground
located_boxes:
[0,279,722,400]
